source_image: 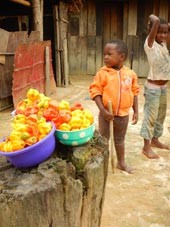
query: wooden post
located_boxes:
[63,38,69,86]
[45,46,50,96]
[53,5,62,87]
[10,0,31,7]
[32,0,43,41]
[58,1,69,87]
[53,2,69,87]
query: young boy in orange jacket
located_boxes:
[89,39,139,173]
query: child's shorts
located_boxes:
[98,112,129,145]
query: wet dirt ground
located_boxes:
[0,75,170,227]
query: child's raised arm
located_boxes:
[147,14,160,47]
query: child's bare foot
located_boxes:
[117,163,134,174]
[142,148,159,159]
[151,139,170,150]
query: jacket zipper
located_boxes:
[115,71,121,115]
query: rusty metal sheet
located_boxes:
[12,41,56,108]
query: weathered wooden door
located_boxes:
[103,2,124,45]
[68,1,124,76]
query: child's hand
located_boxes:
[101,108,114,121]
[131,112,138,125]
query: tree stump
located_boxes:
[0,131,109,227]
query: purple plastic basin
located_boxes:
[0,123,56,168]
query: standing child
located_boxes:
[140,14,170,159]
[89,40,139,173]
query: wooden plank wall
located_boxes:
[0,31,28,111]
[0,31,40,111]
[68,1,102,76]
[68,0,124,76]
[127,0,170,77]
[67,0,170,77]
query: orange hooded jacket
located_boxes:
[89,66,140,116]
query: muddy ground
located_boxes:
[0,75,170,227]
